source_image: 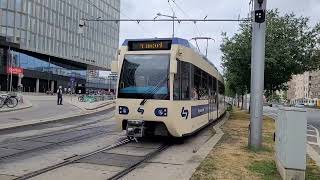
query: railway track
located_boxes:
[0,106,115,136]
[0,125,117,161]
[108,142,170,180]
[13,138,170,180]
[14,137,131,180]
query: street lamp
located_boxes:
[154,13,177,38]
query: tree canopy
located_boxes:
[221,9,320,99]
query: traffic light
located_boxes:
[78,19,86,34]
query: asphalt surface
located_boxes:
[263,106,320,125]
[263,106,320,155]
[307,110,320,129]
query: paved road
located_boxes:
[0,98,81,124]
[263,106,320,156]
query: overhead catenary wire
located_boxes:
[169,0,203,37]
[86,0,155,38]
[82,18,250,22]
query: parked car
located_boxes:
[294,103,305,108]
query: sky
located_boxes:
[118,0,320,73]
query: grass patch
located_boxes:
[306,158,320,180]
[191,157,216,180]
[246,145,273,153]
[191,109,320,180]
[248,160,281,180]
[197,157,216,172]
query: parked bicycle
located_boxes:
[0,94,19,108]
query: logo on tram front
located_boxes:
[181,107,189,120]
[137,107,144,115]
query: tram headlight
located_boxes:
[154,108,167,117]
[119,106,129,115]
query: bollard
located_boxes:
[275,107,307,180]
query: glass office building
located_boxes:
[0,0,120,92]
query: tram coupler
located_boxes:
[126,120,145,139]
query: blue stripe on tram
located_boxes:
[191,104,217,118]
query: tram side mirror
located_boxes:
[111,61,118,73]
[170,60,177,74]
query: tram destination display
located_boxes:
[128,40,172,51]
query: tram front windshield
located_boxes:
[118,54,170,100]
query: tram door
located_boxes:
[208,89,215,122]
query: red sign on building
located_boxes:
[6,67,24,75]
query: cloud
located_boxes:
[119,0,320,73]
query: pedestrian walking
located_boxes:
[57,86,63,105]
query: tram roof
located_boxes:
[122,37,219,71]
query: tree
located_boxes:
[221,9,320,101]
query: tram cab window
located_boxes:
[174,60,191,100]
[118,54,170,100]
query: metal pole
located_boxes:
[9,47,13,92]
[249,0,267,149]
[48,57,50,92]
[172,12,175,38]
[205,39,209,57]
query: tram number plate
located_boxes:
[128,40,172,51]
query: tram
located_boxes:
[112,38,226,138]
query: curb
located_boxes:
[0,103,115,132]
[179,112,230,180]
[196,112,229,156]
[0,102,33,113]
[65,98,115,111]
[85,101,115,110]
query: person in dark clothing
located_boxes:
[57,86,63,105]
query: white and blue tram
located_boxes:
[111,38,226,138]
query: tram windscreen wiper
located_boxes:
[140,77,169,106]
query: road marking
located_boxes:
[307,144,320,166]
[308,142,319,145]
[308,124,320,146]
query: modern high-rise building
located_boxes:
[0,0,120,93]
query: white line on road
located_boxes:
[308,124,320,146]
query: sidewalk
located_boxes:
[191,109,320,180]
[0,95,115,131]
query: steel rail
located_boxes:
[14,138,131,180]
[108,143,171,180]
[0,128,117,161]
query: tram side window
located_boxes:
[193,66,201,100]
[213,77,217,92]
[173,60,191,100]
[181,61,190,100]
[208,76,213,95]
[173,60,181,100]
[200,71,208,100]
[218,81,225,95]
